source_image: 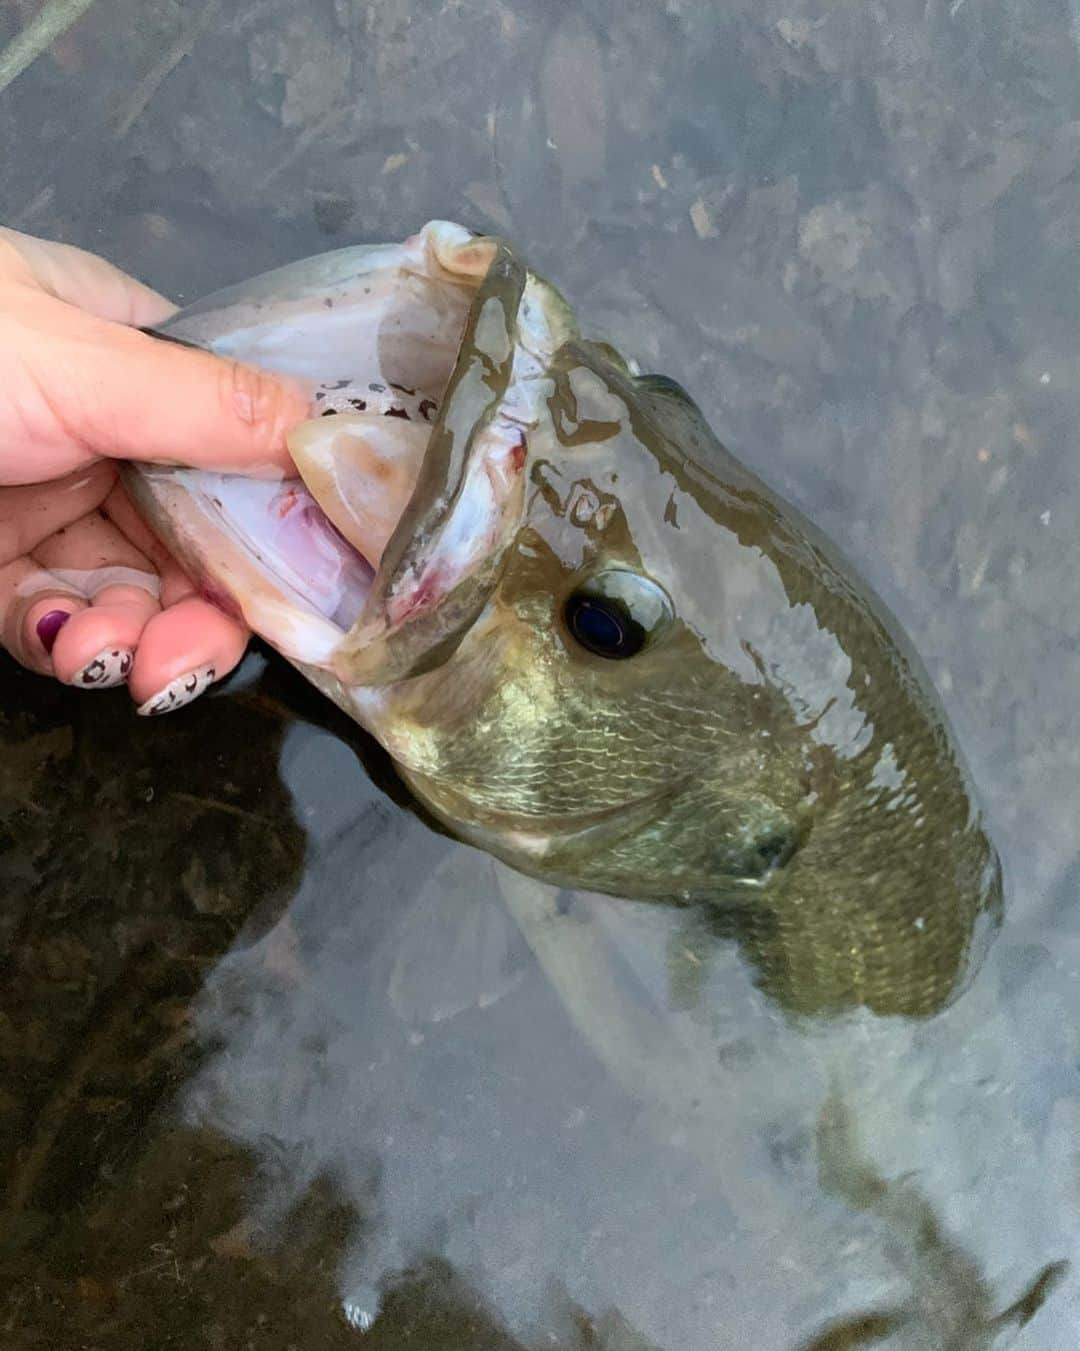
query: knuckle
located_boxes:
[222,358,260,424]
[221,359,283,443]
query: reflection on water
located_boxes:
[4,0,1080,1346]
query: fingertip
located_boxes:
[20,597,85,674]
[128,597,248,709]
[49,600,152,687]
[35,608,72,655]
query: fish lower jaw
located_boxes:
[391,769,556,863]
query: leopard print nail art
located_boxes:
[73,648,134,689]
[136,665,217,717]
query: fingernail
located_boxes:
[136,664,216,717]
[36,609,71,655]
[71,648,134,688]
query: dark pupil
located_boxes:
[565,594,646,659]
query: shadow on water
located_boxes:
[3,0,1080,1347]
[0,646,518,1347]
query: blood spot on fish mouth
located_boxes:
[510,434,527,472]
[390,569,447,624]
[276,488,300,517]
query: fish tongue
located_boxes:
[286,412,429,568]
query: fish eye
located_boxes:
[563,570,672,660]
[565,594,645,658]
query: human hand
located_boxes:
[0,227,309,713]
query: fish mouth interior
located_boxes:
[135,223,565,678]
[205,380,448,631]
[161,246,482,657]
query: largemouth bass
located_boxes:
[122,221,1001,1017]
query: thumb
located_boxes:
[58,317,311,475]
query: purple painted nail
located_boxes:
[36,609,71,655]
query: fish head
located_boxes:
[125,222,1002,1015]
[366,343,821,905]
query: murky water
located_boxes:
[3,1,1080,1346]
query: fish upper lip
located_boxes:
[331,250,560,687]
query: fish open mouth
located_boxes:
[125,221,575,687]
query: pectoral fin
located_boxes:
[387,847,532,1026]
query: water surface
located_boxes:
[3,1,1080,1346]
